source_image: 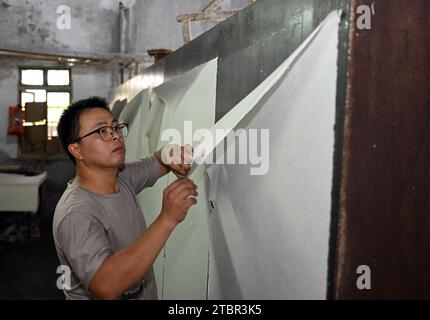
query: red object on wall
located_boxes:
[7,106,25,136]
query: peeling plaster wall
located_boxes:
[0,0,119,53]
[72,67,113,101]
[0,0,121,157]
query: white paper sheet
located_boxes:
[206,10,341,299]
[189,11,342,176]
[120,59,218,299]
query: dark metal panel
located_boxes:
[215,0,304,120]
[335,0,430,299]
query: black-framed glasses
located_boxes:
[73,123,129,143]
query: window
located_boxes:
[19,67,72,139]
[47,70,70,86]
[21,69,44,85]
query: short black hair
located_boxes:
[57,96,111,164]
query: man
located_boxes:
[53,96,197,300]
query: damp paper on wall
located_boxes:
[118,9,341,299]
[120,59,218,299]
[203,10,341,299]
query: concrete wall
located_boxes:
[0,60,20,157]
[0,58,113,157]
[0,0,120,53]
[0,0,122,157]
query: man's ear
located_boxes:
[68,143,84,161]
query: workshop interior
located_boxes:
[0,0,429,300]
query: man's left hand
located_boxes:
[155,144,193,178]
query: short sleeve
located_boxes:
[57,213,113,293]
[119,154,161,194]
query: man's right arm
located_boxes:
[89,178,198,300]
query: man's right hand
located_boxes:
[160,178,198,227]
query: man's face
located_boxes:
[75,108,126,169]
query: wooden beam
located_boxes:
[181,20,191,44]
[202,0,225,13]
[176,10,237,23]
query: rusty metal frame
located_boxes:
[0,47,140,83]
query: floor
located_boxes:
[0,223,64,300]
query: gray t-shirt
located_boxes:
[53,155,160,300]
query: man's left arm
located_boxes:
[121,144,193,194]
[154,149,171,177]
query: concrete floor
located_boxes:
[0,226,63,300]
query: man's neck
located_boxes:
[75,164,120,195]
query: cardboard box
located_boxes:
[25,124,47,145]
[25,102,47,123]
[45,137,61,156]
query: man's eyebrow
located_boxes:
[92,119,118,129]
